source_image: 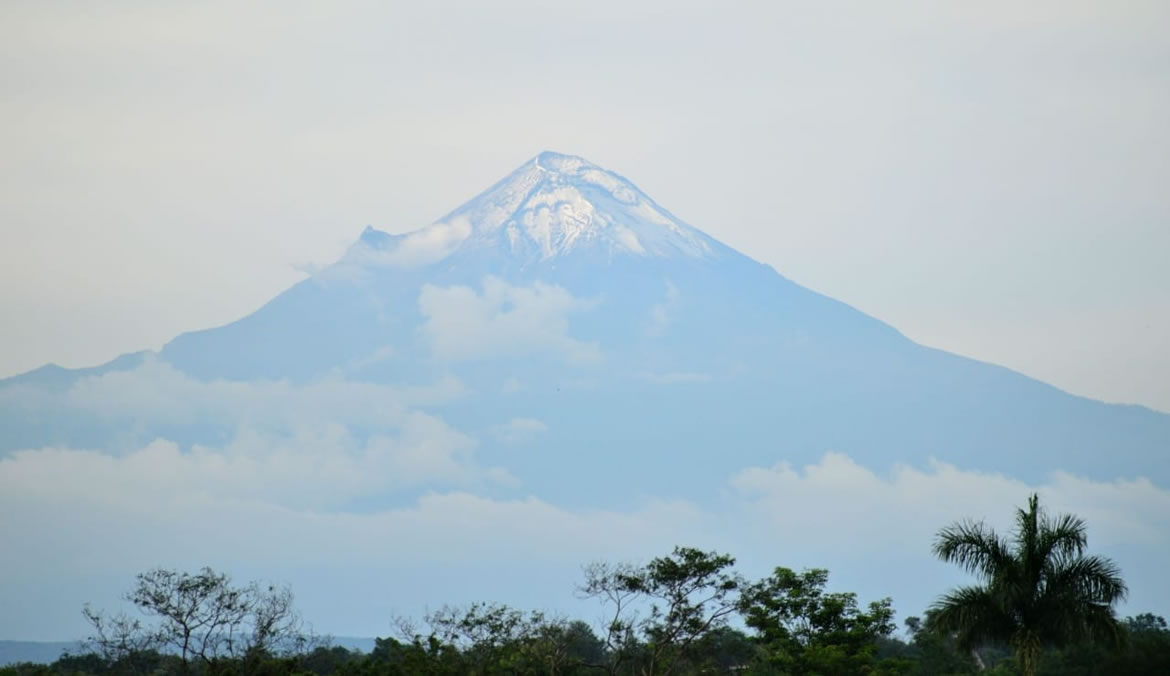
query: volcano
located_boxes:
[3,152,1167,506]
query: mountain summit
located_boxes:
[350,152,721,267]
[2,151,1167,645]
[2,151,1167,498]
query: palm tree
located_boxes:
[929,493,1127,676]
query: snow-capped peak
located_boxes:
[354,152,719,267]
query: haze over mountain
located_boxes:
[1,152,1167,640]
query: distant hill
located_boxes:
[0,641,82,667]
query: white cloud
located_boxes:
[730,452,1170,552]
[0,422,492,514]
[0,359,498,511]
[493,417,548,444]
[639,371,711,384]
[0,440,709,638]
[2,445,1167,640]
[418,276,601,363]
[348,218,474,270]
[647,279,679,336]
[0,356,468,431]
[719,454,1170,636]
[340,344,396,373]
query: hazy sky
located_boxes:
[1,0,1167,412]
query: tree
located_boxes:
[385,602,601,675]
[579,547,742,675]
[897,612,979,675]
[929,493,1127,676]
[578,560,643,674]
[300,645,361,675]
[84,567,305,672]
[81,602,162,672]
[739,567,902,674]
[1033,613,1170,675]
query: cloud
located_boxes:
[0,356,467,431]
[0,440,709,638]
[646,279,679,336]
[418,276,601,364]
[2,444,1167,640]
[639,371,711,384]
[0,422,500,515]
[3,359,1168,634]
[351,218,474,269]
[730,452,1170,552]
[0,358,498,509]
[302,219,476,285]
[492,417,548,444]
[340,344,396,373]
[723,453,1170,629]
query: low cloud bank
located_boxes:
[2,441,1166,640]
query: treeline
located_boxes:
[3,553,1168,675]
[5,613,1170,675]
[4,495,1169,675]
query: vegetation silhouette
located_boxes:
[929,494,1128,676]
[4,497,1164,675]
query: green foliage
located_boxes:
[1033,613,1170,675]
[930,494,1128,676]
[298,645,360,675]
[738,567,903,675]
[10,540,1159,676]
[891,613,979,675]
[579,546,741,674]
[350,603,607,675]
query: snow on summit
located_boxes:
[353,152,719,267]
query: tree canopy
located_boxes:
[929,493,1127,676]
[4,498,1162,675]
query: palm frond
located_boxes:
[928,585,1014,652]
[1015,494,1044,583]
[1077,600,1126,648]
[933,520,1015,581]
[1036,512,1087,564]
[1033,590,1124,650]
[1045,554,1128,605]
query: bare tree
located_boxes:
[82,603,162,674]
[84,566,305,672]
[579,560,644,675]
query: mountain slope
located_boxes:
[2,151,1167,504]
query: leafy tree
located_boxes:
[929,493,1127,676]
[1115,614,1170,674]
[739,567,902,674]
[300,645,361,675]
[896,613,979,675]
[676,625,760,673]
[380,602,602,675]
[1032,612,1170,675]
[579,547,741,675]
[361,634,466,675]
